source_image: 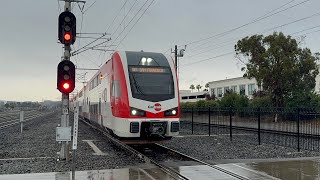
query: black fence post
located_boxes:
[297,108,300,152]
[191,107,194,134]
[258,107,261,145]
[208,107,211,136]
[229,106,232,141]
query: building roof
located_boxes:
[208,77,247,84]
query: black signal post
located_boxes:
[57,60,75,94]
[58,11,76,45]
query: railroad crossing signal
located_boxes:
[58,11,76,45]
[57,60,75,94]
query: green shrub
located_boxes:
[249,96,272,108]
[285,92,320,110]
[219,93,249,109]
[180,100,219,109]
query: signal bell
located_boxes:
[58,11,76,45]
[57,60,75,94]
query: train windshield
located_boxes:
[129,66,174,102]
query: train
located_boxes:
[70,51,180,139]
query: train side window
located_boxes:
[114,80,120,97]
[111,82,115,97]
[112,80,120,98]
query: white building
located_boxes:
[208,77,259,99]
[180,90,208,102]
[315,75,320,94]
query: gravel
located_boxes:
[161,124,320,164]
[0,111,143,174]
[2,111,320,174]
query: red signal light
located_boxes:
[64,33,71,41]
[63,82,70,90]
[57,60,75,94]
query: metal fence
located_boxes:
[180,107,320,152]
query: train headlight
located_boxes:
[131,109,137,115]
[130,107,146,116]
[164,107,178,116]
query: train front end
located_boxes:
[114,51,180,139]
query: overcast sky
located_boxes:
[1,0,320,102]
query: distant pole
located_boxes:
[174,45,178,71]
[20,111,24,133]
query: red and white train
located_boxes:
[71,51,180,139]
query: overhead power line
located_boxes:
[104,0,130,36]
[114,0,156,50]
[185,0,309,51]
[99,0,139,61]
[104,0,151,52]
[75,0,151,57]
[72,0,129,55]
[262,11,320,33]
[290,24,320,35]
[181,23,320,68]
[181,52,234,67]
[108,0,139,43]
[184,12,320,60]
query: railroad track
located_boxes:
[81,119,249,180]
[0,111,53,129]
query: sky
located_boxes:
[1,0,320,101]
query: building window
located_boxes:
[197,95,205,98]
[224,87,229,94]
[182,96,188,100]
[211,88,216,96]
[248,83,255,95]
[189,96,196,99]
[217,88,223,97]
[231,86,237,93]
[239,85,246,95]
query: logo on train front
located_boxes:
[154,103,161,111]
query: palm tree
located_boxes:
[205,83,209,91]
[189,84,195,92]
[196,84,202,92]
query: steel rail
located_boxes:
[80,119,189,180]
[152,143,249,180]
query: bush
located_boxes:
[249,96,272,108]
[219,92,249,109]
[180,102,196,109]
[180,100,219,109]
[285,92,320,110]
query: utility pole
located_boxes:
[171,45,186,77]
[174,45,178,71]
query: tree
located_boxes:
[205,83,210,91]
[189,84,195,92]
[196,84,202,92]
[235,32,319,107]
